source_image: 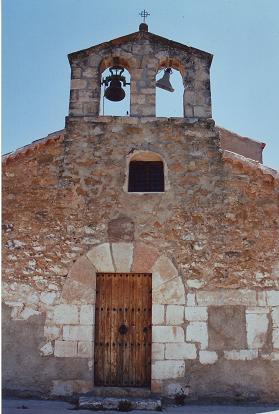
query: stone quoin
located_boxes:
[2,22,279,402]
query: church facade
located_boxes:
[2,23,279,402]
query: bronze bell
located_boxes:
[101,66,130,102]
[156,68,174,92]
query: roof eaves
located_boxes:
[222,150,279,180]
[2,130,65,164]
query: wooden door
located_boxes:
[94,273,152,387]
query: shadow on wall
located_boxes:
[2,303,90,397]
[156,68,183,117]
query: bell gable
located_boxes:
[68,24,213,118]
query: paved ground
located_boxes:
[2,400,279,414]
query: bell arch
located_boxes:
[157,57,187,79]
[98,56,138,116]
[156,58,185,118]
[99,55,137,74]
[99,67,131,116]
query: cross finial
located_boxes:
[139,9,150,23]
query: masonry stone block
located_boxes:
[186,279,205,289]
[66,255,96,286]
[71,79,87,90]
[108,216,135,243]
[196,290,257,306]
[27,292,39,305]
[186,322,208,349]
[246,312,269,348]
[193,105,209,118]
[54,340,77,357]
[111,242,133,272]
[272,328,279,348]
[80,305,95,325]
[152,343,165,360]
[266,291,279,306]
[165,343,196,360]
[262,352,279,361]
[44,325,61,340]
[78,341,93,358]
[199,350,218,364]
[53,304,79,324]
[165,383,190,397]
[20,307,40,320]
[152,326,185,343]
[40,342,54,356]
[152,360,185,380]
[63,325,93,341]
[86,243,114,272]
[246,307,269,314]
[186,293,196,306]
[40,291,56,305]
[153,278,185,305]
[166,305,184,325]
[224,350,258,360]
[152,305,164,325]
[62,280,96,305]
[185,306,208,321]
[272,307,279,327]
[257,291,267,306]
[152,256,178,289]
[132,242,159,272]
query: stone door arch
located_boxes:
[53,241,185,392]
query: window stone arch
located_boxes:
[123,150,170,194]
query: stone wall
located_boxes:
[2,117,279,401]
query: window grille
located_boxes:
[128,161,164,192]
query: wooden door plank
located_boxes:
[104,273,112,385]
[130,273,136,386]
[116,274,123,386]
[110,273,118,385]
[94,274,100,385]
[100,273,106,385]
[122,273,130,386]
[135,273,141,386]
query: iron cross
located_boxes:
[139,9,150,23]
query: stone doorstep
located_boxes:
[86,387,152,398]
[79,394,162,411]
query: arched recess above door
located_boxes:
[61,242,185,306]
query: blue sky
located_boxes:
[2,0,279,169]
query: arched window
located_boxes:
[127,152,165,193]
